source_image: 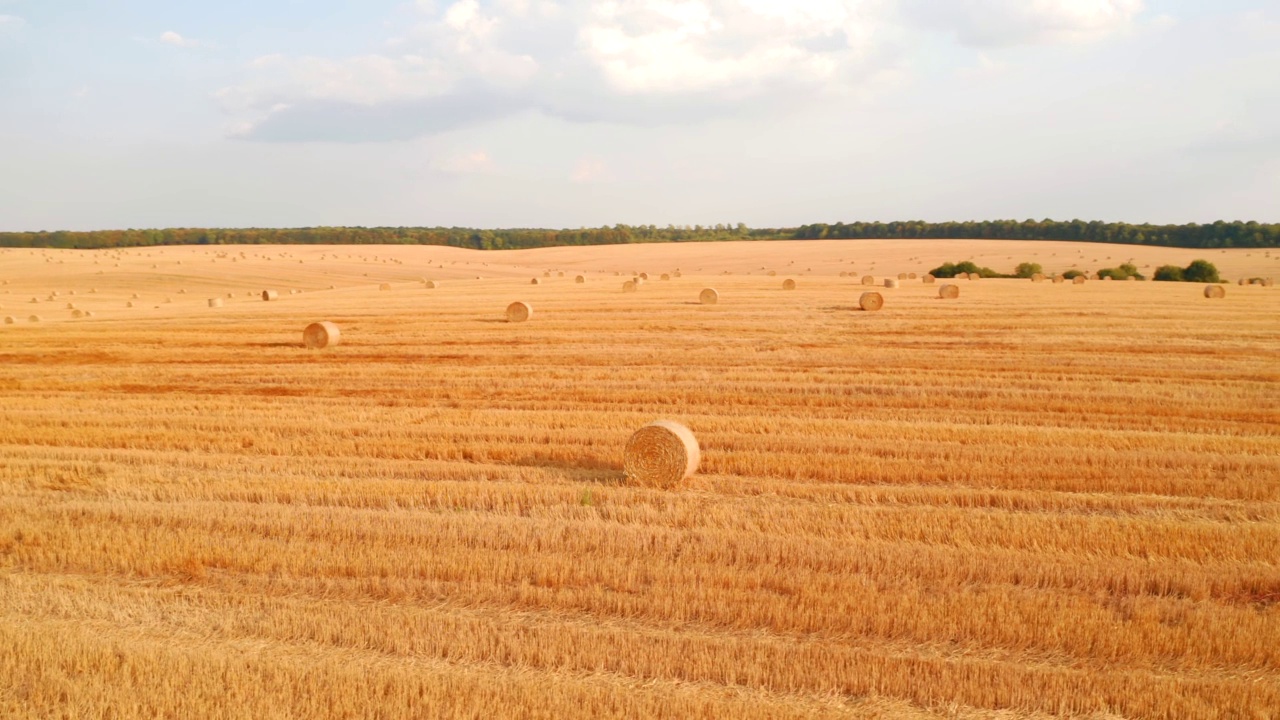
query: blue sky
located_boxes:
[1,0,1277,231]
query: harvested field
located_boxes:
[0,240,1278,719]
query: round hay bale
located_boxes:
[767,270,777,277]
[3,316,14,325]
[1126,276,1136,281]
[622,280,637,292]
[922,274,936,284]
[132,293,140,299]
[673,271,682,278]
[1072,276,1086,285]
[839,271,848,277]
[861,275,875,286]
[909,273,917,280]
[897,273,908,280]
[303,321,340,349]
[1103,276,1113,281]
[126,301,134,308]
[1238,278,1247,286]
[90,288,97,294]
[968,272,981,280]
[1052,275,1065,284]
[28,315,41,323]
[1031,273,1046,283]
[557,272,564,277]
[782,279,797,290]
[84,311,94,317]
[884,279,899,289]
[68,290,76,296]
[660,273,670,281]
[50,291,59,297]
[71,309,85,318]
[575,275,585,284]
[634,276,645,287]
[424,280,437,289]
[65,303,75,310]
[262,290,279,301]
[1203,284,1225,299]
[639,273,649,280]
[178,288,186,294]
[858,292,884,311]
[208,298,223,308]
[938,283,960,299]
[380,283,392,291]
[506,301,532,323]
[531,278,541,285]
[28,298,37,304]
[623,420,700,489]
[699,288,719,305]
[543,272,551,278]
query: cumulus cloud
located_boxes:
[902,0,1145,47]
[160,30,208,48]
[218,0,898,142]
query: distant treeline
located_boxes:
[1,219,1276,250]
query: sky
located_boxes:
[0,0,1277,231]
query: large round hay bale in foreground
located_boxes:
[208,298,223,308]
[303,321,340,349]
[858,292,884,311]
[939,284,960,299]
[699,288,719,305]
[624,420,700,489]
[861,275,875,286]
[262,290,279,301]
[1204,284,1225,299]
[1072,276,1086,285]
[922,274,935,284]
[506,301,532,323]
[1031,273,1046,283]
[782,279,796,290]
[622,280,637,292]
[884,279,899,289]
[575,275,585,284]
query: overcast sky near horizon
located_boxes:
[1,0,1277,232]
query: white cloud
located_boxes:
[0,13,25,29]
[570,156,609,183]
[903,0,1144,47]
[217,0,900,142]
[160,30,208,48]
[434,149,495,174]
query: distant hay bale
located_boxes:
[1031,273,1046,283]
[673,271,682,278]
[623,280,637,292]
[767,270,777,277]
[50,291,59,297]
[968,272,981,280]
[1264,278,1275,287]
[623,420,700,489]
[71,309,84,318]
[1072,276,1086,285]
[132,293,141,299]
[303,321,341,349]
[909,273,918,280]
[699,288,719,305]
[543,272,551,278]
[938,284,960,299]
[922,274,935,284]
[884,279,899,288]
[861,275,875,285]
[380,283,393,291]
[660,273,670,281]
[575,275,585,284]
[28,315,41,323]
[1052,275,1065,284]
[208,298,223,308]
[90,288,97,293]
[782,279,797,290]
[858,292,884,311]
[639,273,649,280]
[531,277,541,285]
[3,316,13,325]
[506,301,532,323]
[289,289,299,295]
[1203,284,1225,299]
[84,311,94,317]
[557,272,564,277]
[634,276,645,287]
[1239,278,1247,286]
[126,301,134,308]
[839,271,848,277]
[68,290,76,296]
[1103,276,1113,281]
[178,289,186,294]
[897,273,907,280]
[424,280,437,289]
[65,303,75,309]
[262,290,279,301]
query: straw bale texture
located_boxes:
[782,279,796,290]
[1203,285,1225,299]
[858,292,884,311]
[262,290,279,301]
[939,284,960,299]
[623,420,701,489]
[303,321,340,349]
[699,288,719,305]
[506,301,532,323]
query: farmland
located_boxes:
[1,240,1278,719]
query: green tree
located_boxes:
[1153,265,1185,282]
[1183,259,1220,283]
[1014,262,1043,278]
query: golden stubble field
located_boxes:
[1,240,1278,719]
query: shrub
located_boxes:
[1062,269,1086,280]
[1099,263,1144,280]
[929,260,1002,278]
[1183,260,1220,283]
[1014,262,1043,278]
[1153,265,1185,282]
